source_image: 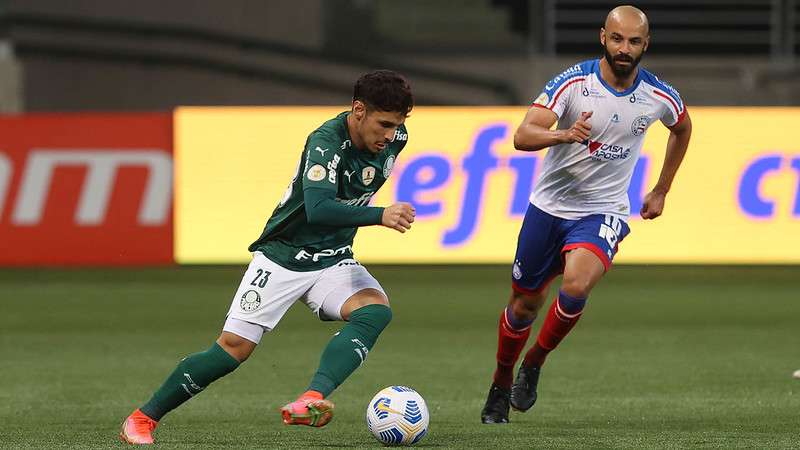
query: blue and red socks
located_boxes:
[493,306,533,389]
[523,290,587,368]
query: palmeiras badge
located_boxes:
[383,155,396,177]
[240,290,261,312]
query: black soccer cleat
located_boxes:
[480,384,510,424]
[510,364,541,412]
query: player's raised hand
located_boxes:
[640,190,666,220]
[560,111,593,144]
[381,202,416,233]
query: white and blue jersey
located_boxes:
[530,59,686,220]
[511,60,685,291]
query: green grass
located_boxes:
[1,265,799,449]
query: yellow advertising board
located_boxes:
[175,107,800,264]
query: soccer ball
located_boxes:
[366,386,429,446]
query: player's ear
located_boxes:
[352,100,367,121]
[643,36,649,53]
[599,27,606,45]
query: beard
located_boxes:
[603,46,642,78]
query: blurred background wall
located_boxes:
[0,0,797,112]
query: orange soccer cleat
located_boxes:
[119,409,158,445]
[280,392,335,428]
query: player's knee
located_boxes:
[510,290,547,319]
[342,289,389,320]
[560,276,592,299]
[216,332,256,363]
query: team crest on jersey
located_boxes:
[307,164,326,181]
[362,166,376,185]
[631,115,651,136]
[534,92,549,106]
[383,155,396,177]
[240,290,261,312]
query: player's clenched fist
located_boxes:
[560,111,593,144]
[382,202,416,233]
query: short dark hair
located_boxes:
[353,70,413,116]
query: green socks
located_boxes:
[140,342,240,421]
[139,305,391,420]
[309,304,393,397]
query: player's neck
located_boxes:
[599,58,638,92]
[345,113,368,151]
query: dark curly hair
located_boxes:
[353,70,413,116]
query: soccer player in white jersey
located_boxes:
[481,5,693,423]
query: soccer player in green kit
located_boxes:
[120,70,415,445]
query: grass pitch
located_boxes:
[1,265,799,449]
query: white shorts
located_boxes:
[223,251,386,344]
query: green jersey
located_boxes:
[249,111,408,271]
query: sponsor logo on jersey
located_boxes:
[343,169,354,183]
[534,92,549,106]
[512,262,522,279]
[611,113,621,123]
[327,154,340,184]
[629,92,650,105]
[315,146,329,156]
[582,87,590,97]
[383,155,396,177]
[294,244,353,262]
[585,87,605,98]
[338,192,374,207]
[545,63,583,90]
[337,260,361,267]
[587,140,632,161]
[363,166,376,185]
[393,129,408,142]
[340,139,351,150]
[631,115,650,136]
[240,289,261,312]
[307,164,326,181]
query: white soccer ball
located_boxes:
[366,386,429,446]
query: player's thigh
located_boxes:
[302,260,387,322]
[223,252,319,344]
[512,203,564,295]
[560,214,630,296]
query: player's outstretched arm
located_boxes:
[640,112,693,220]
[304,187,385,227]
[381,202,416,233]
[514,107,592,152]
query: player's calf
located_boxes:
[134,342,242,424]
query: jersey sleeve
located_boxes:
[301,132,384,227]
[302,132,341,193]
[531,64,588,119]
[653,80,687,127]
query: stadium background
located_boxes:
[1,1,798,448]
